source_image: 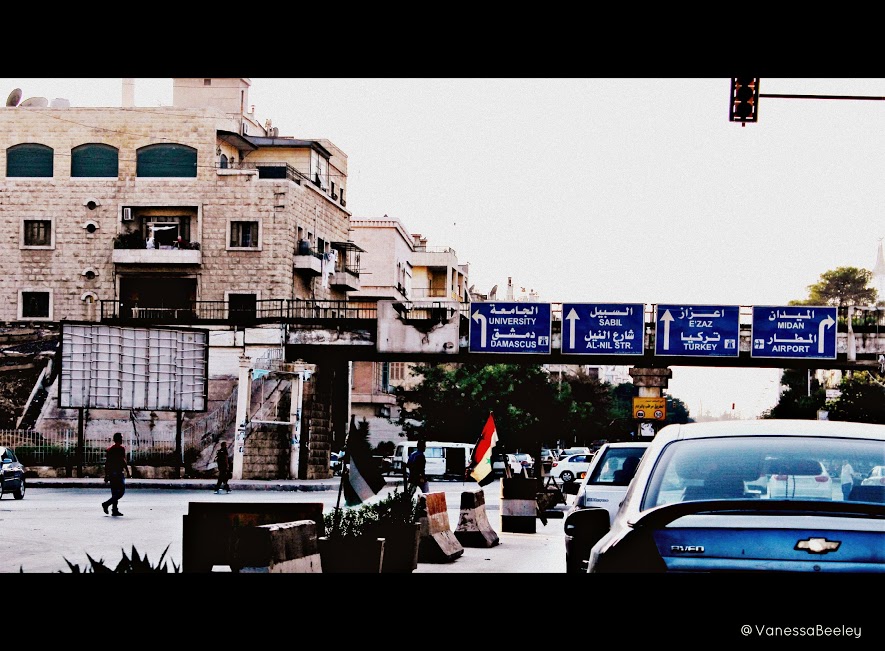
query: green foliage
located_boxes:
[790,266,877,307]
[112,231,146,250]
[374,440,396,456]
[826,372,885,424]
[324,486,420,539]
[60,545,179,573]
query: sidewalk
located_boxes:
[27,476,405,492]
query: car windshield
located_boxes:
[643,436,885,508]
[586,447,646,486]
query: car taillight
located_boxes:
[773,475,787,481]
[814,475,829,483]
[552,461,559,467]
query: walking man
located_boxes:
[102,432,130,516]
[214,441,232,494]
[406,439,429,494]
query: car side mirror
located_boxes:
[563,507,610,549]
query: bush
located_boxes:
[60,545,179,573]
[323,486,420,539]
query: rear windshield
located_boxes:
[643,436,885,508]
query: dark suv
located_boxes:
[0,446,26,500]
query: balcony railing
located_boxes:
[220,160,310,185]
[99,298,378,324]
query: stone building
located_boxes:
[0,78,359,479]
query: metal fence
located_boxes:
[0,428,179,466]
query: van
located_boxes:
[558,446,591,460]
[391,441,475,480]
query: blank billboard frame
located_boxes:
[58,322,209,412]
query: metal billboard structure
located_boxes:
[59,322,208,412]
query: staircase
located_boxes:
[242,375,292,480]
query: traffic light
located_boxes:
[730,77,759,123]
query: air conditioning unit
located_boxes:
[122,208,133,221]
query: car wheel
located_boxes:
[12,479,24,500]
[560,470,575,483]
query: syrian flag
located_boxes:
[468,412,499,487]
[343,437,386,506]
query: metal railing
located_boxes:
[0,429,180,466]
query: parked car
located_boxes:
[549,453,593,484]
[0,446,26,500]
[563,442,649,573]
[513,453,534,474]
[492,453,524,476]
[862,465,885,486]
[566,419,885,574]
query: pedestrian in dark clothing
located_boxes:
[102,432,130,516]
[407,439,429,493]
[214,441,232,494]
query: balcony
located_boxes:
[330,269,360,291]
[294,241,323,276]
[112,248,201,265]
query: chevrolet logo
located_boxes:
[795,537,841,554]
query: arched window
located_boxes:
[136,143,197,177]
[71,143,119,177]
[6,143,53,177]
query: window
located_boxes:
[389,362,405,382]
[19,290,51,320]
[6,143,53,177]
[136,144,197,178]
[22,219,53,248]
[228,220,260,249]
[71,144,119,177]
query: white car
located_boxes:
[563,442,649,573]
[862,465,885,486]
[549,453,593,484]
[743,457,832,500]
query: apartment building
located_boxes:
[0,78,359,478]
[347,217,469,449]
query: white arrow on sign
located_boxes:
[565,307,579,349]
[472,310,488,346]
[818,314,835,354]
[659,309,674,350]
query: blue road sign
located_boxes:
[654,304,740,357]
[751,305,837,359]
[561,303,644,355]
[469,302,551,354]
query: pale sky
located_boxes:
[4,77,883,418]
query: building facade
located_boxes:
[0,78,360,478]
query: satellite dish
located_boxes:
[5,88,22,107]
[468,284,475,294]
[489,284,498,300]
[20,96,49,108]
[50,97,70,108]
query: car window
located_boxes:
[586,448,646,485]
[644,436,885,508]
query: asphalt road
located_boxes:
[1,478,568,574]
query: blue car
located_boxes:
[564,419,885,573]
[0,446,26,500]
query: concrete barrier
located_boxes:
[500,476,541,533]
[454,489,499,548]
[232,520,322,573]
[417,492,464,563]
[181,501,324,572]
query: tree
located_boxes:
[826,372,885,424]
[790,266,877,307]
